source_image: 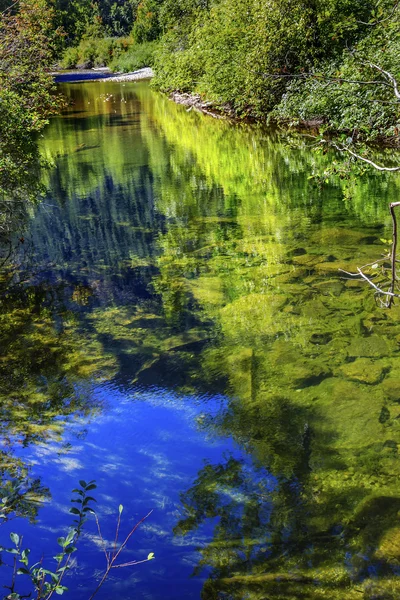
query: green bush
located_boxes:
[272,23,400,139]
[61,45,80,69]
[60,37,133,69]
[152,0,393,125]
[110,41,158,72]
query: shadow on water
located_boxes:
[2,80,400,599]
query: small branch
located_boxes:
[94,513,110,566]
[330,142,400,171]
[87,510,153,600]
[112,510,122,560]
[359,59,400,101]
[0,0,20,16]
[112,558,152,569]
[387,201,400,306]
[339,268,400,298]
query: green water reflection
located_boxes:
[2,80,400,598]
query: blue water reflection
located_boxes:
[1,384,274,599]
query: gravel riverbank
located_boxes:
[53,67,154,83]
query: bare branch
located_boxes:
[339,268,400,297]
[330,142,400,171]
[0,0,20,16]
[359,60,400,100]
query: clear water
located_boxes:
[1,81,400,599]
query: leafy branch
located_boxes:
[0,481,154,599]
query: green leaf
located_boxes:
[147,552,155,560]
[69,507,81,515]
[119,504,123,515]
[85,484,97,491]
[83,496,96,506]
[65,531,75,544]
[57,537,66,547]
[17,567,30,575]
[53,554,63,562]
[55,586,68,595]
[79,480,87,489]
[10,532,19,546]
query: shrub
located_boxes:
[110,41,158,72]
[60,37,133,69]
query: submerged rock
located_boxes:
[339,358,390,385]
[347,335,395,358]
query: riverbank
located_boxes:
[53,67,154,83]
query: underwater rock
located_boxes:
[347,335,395,359]
[381,378,400,402]
[268,339,331,387]
[339,358,390,385]
[220,292,288,341]
[301,298,331,318]
[313,279,345,296]
[292,254,321,266]
[310,227,372,246]
[375,526,400,562]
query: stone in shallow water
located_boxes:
[310,226,372,246]
[382,378,400,402]
[292,253,321,266]
[375,526,400,561]
[339,358,390,385]
[347,335,395,358]
[313,279,344,296]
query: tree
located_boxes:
[0,0,64,237]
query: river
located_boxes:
[1,80,400,599]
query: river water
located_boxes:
[1,81,400,599]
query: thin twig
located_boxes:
[94,513,110,566]
[112,558,152,569]
[112,510,122,560]
[87,510,153,600]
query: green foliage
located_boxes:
[153,0,369,114]
[53,0,93,45]
[60,36,132,69]
[0,478,153,599]
[110,40,158,71]
[149,0,400,138]
[0,0,64,236]
[272,9,400,139]
[0,481,96,599]
[53,0,137,44]
[131,0,162,43]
